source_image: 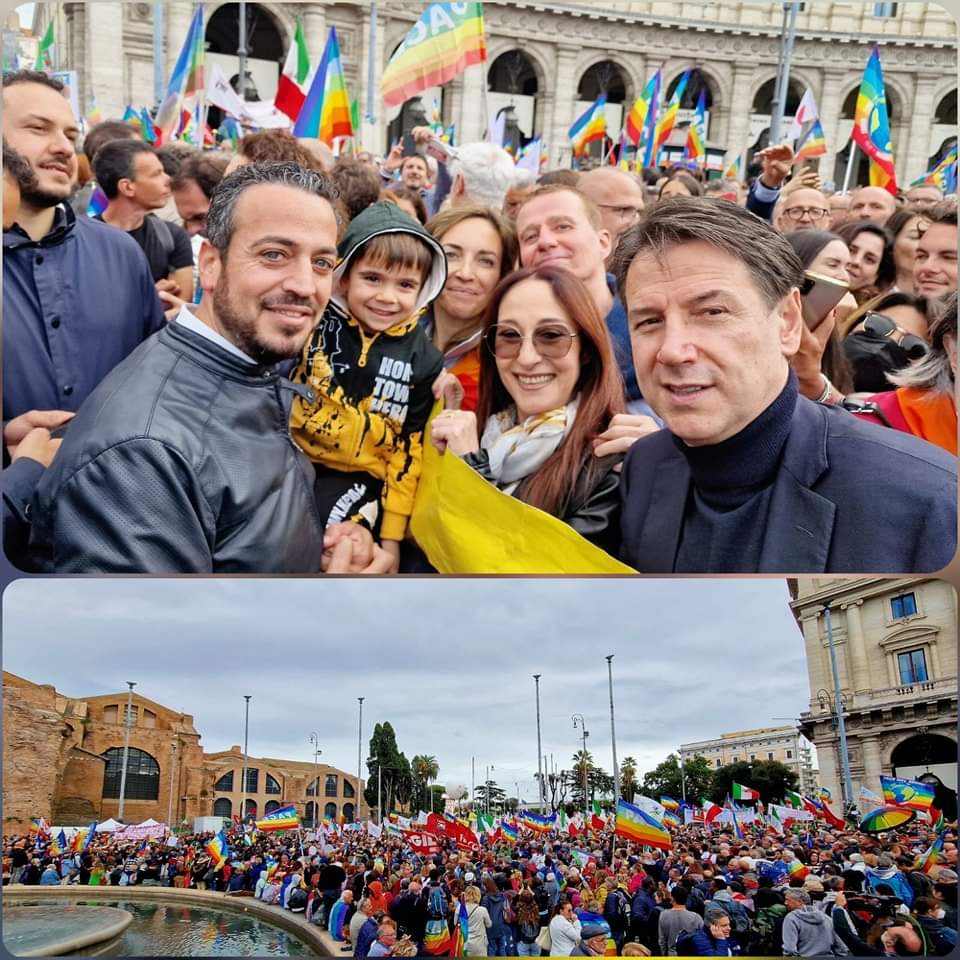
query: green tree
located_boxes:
[640,753,713,803]
[474,780,506,812]
[620,757,639,803]
[711,760,798,805]
[365,721,406,816]
[411,754,440,811]
[428,784,447,814]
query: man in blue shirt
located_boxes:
[2,69,163,422]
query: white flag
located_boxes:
[786,88,820,143]
[367,820,383,839]
[206,62,249,118]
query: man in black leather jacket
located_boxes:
[28,162,391,574]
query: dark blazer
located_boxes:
[620,397,956,573]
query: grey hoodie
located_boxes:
[782,905,849,956]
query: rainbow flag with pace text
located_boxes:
[519,810,556,833]
[205,830,229,870]
[881,776,935,812]
[614,798,672,850]
[851,46,897,194]
[683,88,706,164]
[293,27,353,145]
[654,69,691,162]
[569,96,607,156]
[155,6,204,143]
[625,67,661,146]
[381,3,486,109]
[256,804,300,832]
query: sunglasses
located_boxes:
[484,324,579,359]
[862,312,929,360]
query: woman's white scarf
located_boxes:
[480,397,579,495]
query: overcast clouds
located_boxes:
[3,578,808,802]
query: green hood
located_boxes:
[331,201,448,316]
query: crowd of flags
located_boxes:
[21,5,957,195]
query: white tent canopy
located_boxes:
[95,819,123,832]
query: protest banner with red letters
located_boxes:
[403,831,442,855]
[424,814,480,851]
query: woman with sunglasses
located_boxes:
[429,264,625,555]
[855,292,957,455]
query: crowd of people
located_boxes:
[3,67,956,575]
[4,813,956,957]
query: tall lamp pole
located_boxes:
[117,682,136,822]
[606,656,620,809]
[166,737,178,829]
[237,1,248,102]
[241,695,252,822]
[572,714,589,820]
[310,732,321,828]
[357,698,364,820]
[824,604,855,812]
[533,675,544,808]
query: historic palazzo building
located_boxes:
[24,1,958,186]
[790,579,957,820]
[2,672,366,832]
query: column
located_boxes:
[885,651,897,687]
[859,736,883,793]
[551,44,579,169]
[447,76,464,139]
[724,63,755,164]
[818,69,847,189]
[458,59,485,147]
[902,76,937,186]
[302,5,327,64]
[85,2,125,118]
[815,731,840,809]
[359,7,386,153]
[841,600,871,694]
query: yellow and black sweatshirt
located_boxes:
[289,202,447,542]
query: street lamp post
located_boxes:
[367,756,384,824]
[485,764,495,814]
[606,656,620,809]
[357,697,364,820]
[241,696,252,823]
[533,675,544,809]
[571,714,589,820]
[166,737,178,828]
[310,732,321,828]
[823,604,855,813]
[770,1,800,145]
[117,682,136,822]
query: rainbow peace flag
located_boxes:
[381,3,486,110]
[912,144,958,193]
[30,818,48,836]
[49,829,67,855]
[452,895,469,956]
[640,71,663,169]
[795,118,827,161]
[723,154,741,180]
[205,830,229,870]
[654,69,691,162]
[86,96,103,130]
[660,796,680,813]
[519,810,556,833]
[155,6,205,143]
[625,67,661,146]
[787,859,810,881]
[915,832,945,875]
[880,776,935,812]
[851,45,897,194]
[256,804,301,832]
[424,919,452,955]
[662,810,681,829]
[683,88,706,165]
[614,798,672,850]
[569,95,607,156]
[293,27,353,145]
[498,820,519,842]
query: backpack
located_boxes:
[718,899,751,936]
[427,884,447,920]
[675,930,698,956]
[146,214,175,264]
[518,920,539,943]
[503,895,516,925]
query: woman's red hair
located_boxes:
[476,264,625,518]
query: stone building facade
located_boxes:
[680,726,818,795]
[33,1,957,185]
[790,578,957,817]
[2,672,366,833]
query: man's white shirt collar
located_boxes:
[174,304,258,365]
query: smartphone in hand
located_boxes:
[800,270,849,329]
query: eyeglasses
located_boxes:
[783,206,830,222]
[596,203,642,223]
[485,324,579,359]
[863,312,929,360]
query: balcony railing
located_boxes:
[802,676,956,720]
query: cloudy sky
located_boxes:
[3,578,809,802]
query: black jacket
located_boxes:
[463,449,622,556]
[28,322,327,572]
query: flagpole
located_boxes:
[842,141,858,194]
[365,0,377,124]
[237,0,247,104]
[152,1,165,108]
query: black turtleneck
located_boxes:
[673,372,798,572]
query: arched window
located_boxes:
[342,802,355,823]
[305,801,318,826]
[325,774,338,797]
[324,802,338,820]
[306,778,319,796]
[244,798,257,817]
[214,771,234,792]
[244,768,259,794]
[213,798,232,818]
[488,50,539,96]
[343,780,355,798]
[578,60,626,104]
[264,800,281,815]
[265,774,281,795]
[101,747,160,800]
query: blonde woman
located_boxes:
[463,884,493,956]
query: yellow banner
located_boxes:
[411,419,636,574]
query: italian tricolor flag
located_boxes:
[733,782,759,801]
[275,17,311,123]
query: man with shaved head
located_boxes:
[849,185,897,224]
[578,166,645,263]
